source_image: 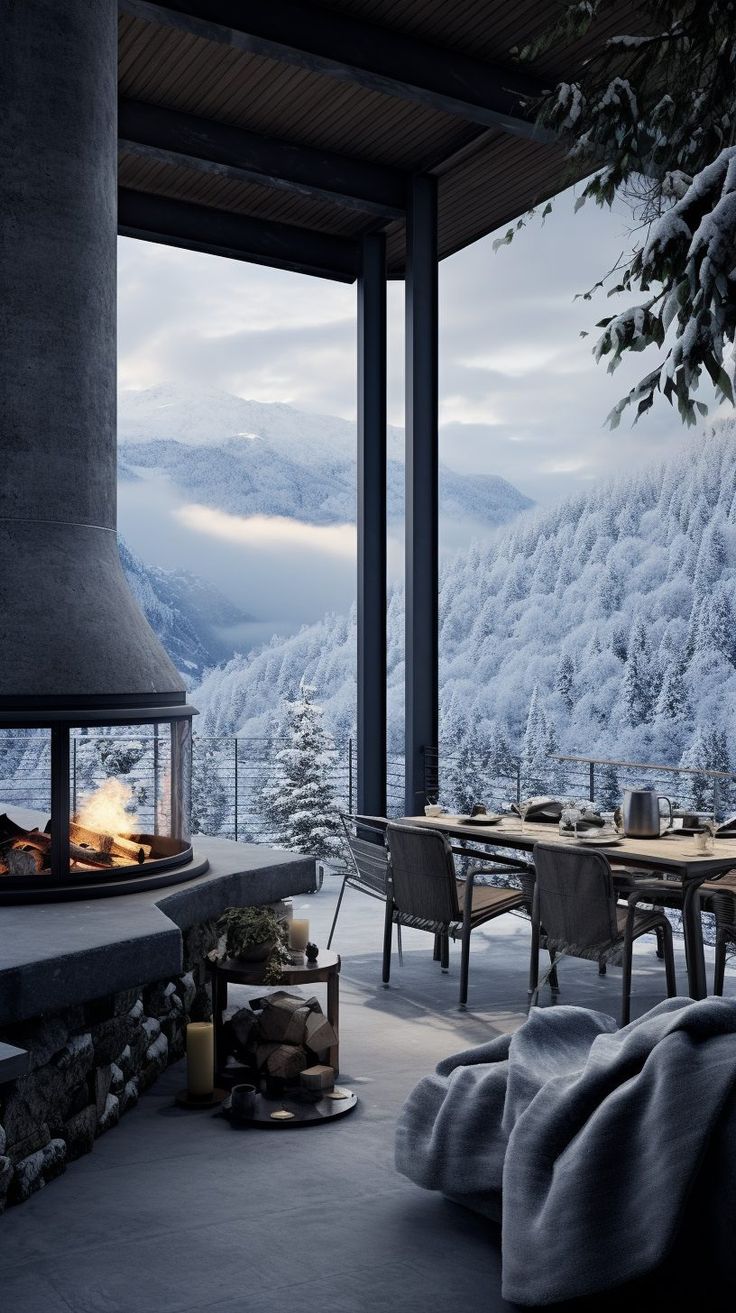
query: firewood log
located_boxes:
[304,1010,338,1056]
[258,998,312,1046]
[255,1043,308,1080]
[5,846,45,876]
[69,822,152,863]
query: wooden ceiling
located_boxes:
[118,0,644,281]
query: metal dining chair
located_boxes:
[531,843,677,1025]
[328,814,402,961]
[384,821,533,1008]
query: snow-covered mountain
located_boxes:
[118,383,533,529]
[192,422,736,791]
[119,540,251,678]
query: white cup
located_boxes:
[424,804,444,817]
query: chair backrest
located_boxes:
[533,843,619,957]
[340,814,389,896]
[386,822,461,923]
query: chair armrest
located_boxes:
[450,845,533,872]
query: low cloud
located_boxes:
[174,503,356,559]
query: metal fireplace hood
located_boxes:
[0,0,186,723]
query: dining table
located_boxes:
[402,813,736,999]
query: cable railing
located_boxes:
[424,747,736,822]
[0,731,408,853]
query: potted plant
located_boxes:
[216,906,291,983]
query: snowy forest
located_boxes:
[194,420,736,820]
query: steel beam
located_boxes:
[118,187,360,282]
[404,175,438,816]
[119,98,406,219]
[356,233,387,818]
[118,0,545,138]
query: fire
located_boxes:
[76,778,138,837]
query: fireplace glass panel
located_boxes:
[0,720,192,888]
[69,722,192,875]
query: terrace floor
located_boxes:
[1,874,733,1312]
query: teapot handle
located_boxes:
[657,796,673,831]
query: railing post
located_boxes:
[348,737,354,814]
[516,762,521,805]
[234,737,239,843]
[153,723,159,834]
[713,776,720,824]
[589,760,595,804]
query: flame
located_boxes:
[76,778,138,837]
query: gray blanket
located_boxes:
[395,997,736,1304]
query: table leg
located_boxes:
[211,969,226,1082]
[682,880,707,999]
[327,969,339,1075]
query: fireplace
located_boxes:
[0,0,209,903]
[0,707,206,902]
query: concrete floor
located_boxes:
[1,877,732,1313]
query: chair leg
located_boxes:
[459,923,472,1009]
[441,930,449,972]
[621,934,634,1027]
[655,923,665,960]
[528,916,540,997]
[661,919,677,998]
[549,950,560,993]
[382,896,394,987]
[326,875,349,950]
[433,933,442,962]
[598,958,607,976]
[397,923,404,968]
[714,931,727,997]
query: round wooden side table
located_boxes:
[209,951,341,1085]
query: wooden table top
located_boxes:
[403,815,736,880]
[211,952,340,985]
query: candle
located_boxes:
[186,1022,214,1097]
[289,918,309,952]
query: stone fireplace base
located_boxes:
[0,836,315,1209]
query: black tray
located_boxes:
[221,1089,357,1128]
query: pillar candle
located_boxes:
[289,918,310,952]
[186,1022,214,1097]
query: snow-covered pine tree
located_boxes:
[598,762,621,810]
[444,718,482,815]
[621,612,656,727]
[191,739,230,837]
[679,728,726,813]
[521,685,550,795]
[507,1,736,428]
[257,682,339,858]
[555,651,575,713]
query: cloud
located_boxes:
[118,183,717,509]
[174,503,356,559]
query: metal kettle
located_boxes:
[622,788,673,839]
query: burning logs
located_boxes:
[224,991,338,1081]
[0,811,152,876]
[70,822,151,864]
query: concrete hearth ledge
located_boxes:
[0,837,315,1027]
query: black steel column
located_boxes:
[51,725,71,877]
[405,175,439,815]
[357,233,387,817]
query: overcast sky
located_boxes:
[118,183,712,508]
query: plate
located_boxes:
[455,814,503,826]
[574,834,622,847]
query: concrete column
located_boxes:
[0,0,183,707]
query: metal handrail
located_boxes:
[554,753,736,781]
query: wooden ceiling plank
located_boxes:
[118,0,548,138]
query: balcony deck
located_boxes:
[2,871,732,1311]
